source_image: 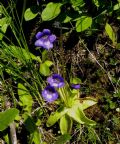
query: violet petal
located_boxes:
[47,74,65,88]
[36,32,43,39]
[43,40,53,50]
[71,84,80,89]
[35,39,44,47]
[42,85,58,102]
[49,35,56,42]
[43,29,51,35]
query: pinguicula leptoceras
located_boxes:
[35,29,56,50]
[47,74,65,88]
[42,85,58,103]
[42,74,65,103]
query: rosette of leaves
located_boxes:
[46,77,97,135]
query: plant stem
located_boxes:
[9,122,17,144]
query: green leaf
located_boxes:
[70,0,84,7]
[0,17,10,27]
[92,0,99,7]
[76,16,92,32]
[55,134,71,144]
[70,77,81,84]
[60,114,73,134]
[41,2,62,21]
[23,115,41,144]
[117,16,120,20]
[0,108,19,131]
[24,6,39,21]
[81,98,97,110]
[113,3,120,10]
[46,107,68,127]
[44,60,53,67]
[0,24,7,39]
[0,5,2,14]
[39,63,50,76]
[63,15,72,23]
[42,50,48,62]
[18,83,33,112]
[105,23,117,43]
[67,103,96,125]
[0,17,11,40]
[110,102,116,109]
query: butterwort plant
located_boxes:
[42,74,97,135]
[34,29,97,134]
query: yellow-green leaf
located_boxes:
[113,3,120,10]
[105,23,117,43]
[41,2,62,21]
[76,16,92,32]
[81,98,97,110]
[24,6,38,21]
[18,83,33,112]
[67,103,96,126]
[0,108,19,131]
[39,63,50,76]
[46,107,68,127]
[60,114,73,134]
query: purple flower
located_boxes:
[71,84,80,89]
[47,74,65,88]
[35,29,56,50]
[42,85,58,103]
